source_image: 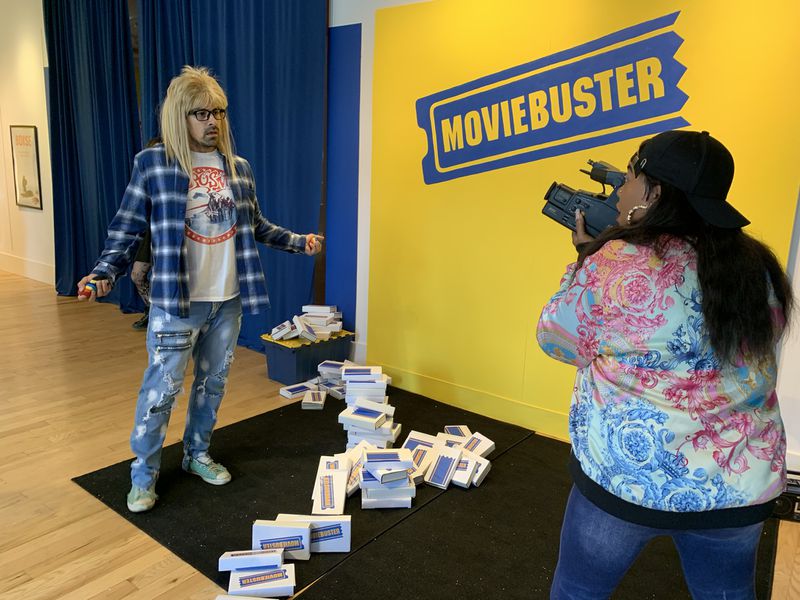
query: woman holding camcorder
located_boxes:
[537,130,794,599]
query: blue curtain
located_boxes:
[325,24,361,333]
[44,0,142,309]
[138,0,194,143]
[138,0,327,350]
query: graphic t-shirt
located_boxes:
[185,151,239,301]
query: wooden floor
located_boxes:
[0,270,798,599]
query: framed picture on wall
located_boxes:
[10,125,43,210]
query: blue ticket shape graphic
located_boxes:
[416,12,688,184]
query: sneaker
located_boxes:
[127,483,158,512]
[132,312,149,330]
[182,454,231,485]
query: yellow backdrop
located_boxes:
[367,0,800,440]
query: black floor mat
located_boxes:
[73,388,777,598]
[72,387,531,590]
[295,434,777,600]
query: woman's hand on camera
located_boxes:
[572,209,594,249]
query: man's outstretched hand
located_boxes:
[305,233,324,256]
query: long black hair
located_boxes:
[576,179,793,365]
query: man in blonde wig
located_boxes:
[78,66,324,512]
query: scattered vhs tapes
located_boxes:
[317,360,346,399]
[360,448,415,509]
[402,430,438,484]
[218,548,284,572]
[279,382,317,400]
[311,467,348,515]
[318,360,345,380]
[444,424,472,437]
[424,444,463,490]
[401,428,494,489]
[218,532,296,598]
[343,440,373,497]
[452,449,491,487]
[301,390,326,410]
[460,431,496,457]
[276,514,352,553]
[252,520,312,561]
[292,315,317,342]
[270,320,294,341]
[269,305,343,346]
[226,563,295,598]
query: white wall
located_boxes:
[0,0,54,284]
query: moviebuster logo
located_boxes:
[416,12,689,184]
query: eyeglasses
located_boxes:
[188,108,227,121]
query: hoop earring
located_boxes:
[626,204,648,225]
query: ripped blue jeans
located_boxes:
[129,296,242,489]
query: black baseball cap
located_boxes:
[633,130,749,228]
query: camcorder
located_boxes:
[542,160,626,237]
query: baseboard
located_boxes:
[0,252,54,284]
[352,339,367,364]
[379,363,570,441]
[788,450,800,473]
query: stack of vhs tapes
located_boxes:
[218,512,354,598]
[338,365,401,449]
[401,426,494,489]
[219,548,290,597]
[316,360,346,399]
[221,534,296,597]
[360,448,415,509]
[269,319,298,341]
[268,305,343,344]
[300,305,343,341]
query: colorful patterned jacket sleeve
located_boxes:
[536,251,607,368]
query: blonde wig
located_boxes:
[160,66,236,177]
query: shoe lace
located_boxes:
[133,485,153,499]
[196,455,225,475]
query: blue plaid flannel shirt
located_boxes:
[92,145,306,317]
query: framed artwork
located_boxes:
[10,125,43,210]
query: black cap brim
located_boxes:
[687,195,750,228]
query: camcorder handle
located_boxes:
[580,159,625,189]
[542,160,624,237]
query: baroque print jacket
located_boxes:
[537,237,786,512]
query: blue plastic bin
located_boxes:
[260,331,354,385]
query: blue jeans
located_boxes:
[129,297,242,488]
[551,487,763,600]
